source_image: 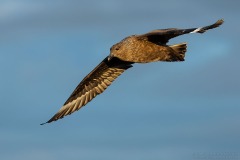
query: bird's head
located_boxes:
[108,43,121,61]
[110,43,121,53]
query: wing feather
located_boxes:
[41,57,132,124]
[138,19,224,44]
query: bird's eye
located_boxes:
[115,47,119,50]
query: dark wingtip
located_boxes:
[215,19,224,26]
[194,18,224,34]
[40,122,47,125]
[218,19,224,23]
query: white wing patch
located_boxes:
[190,27,203,33]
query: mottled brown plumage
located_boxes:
[41,19,224,125]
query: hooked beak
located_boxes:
[108,55,113,61]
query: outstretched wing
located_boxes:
[138,19,224,44]
[41,57,133,125]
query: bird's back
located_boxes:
[110,35,179,63]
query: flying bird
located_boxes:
[41,19,224,125]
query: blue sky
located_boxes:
[0,0,239,160]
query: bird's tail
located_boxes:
[170,43,187,60]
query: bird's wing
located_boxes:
[138,19,224,44]
[41,57,133,125]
